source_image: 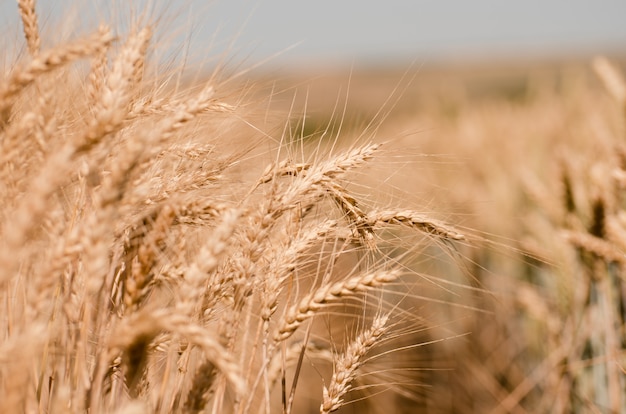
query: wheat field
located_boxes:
[2,1,626,413]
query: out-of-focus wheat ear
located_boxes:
[158,312,246,397]
[223,206,277,323]
[606,214,626,253]
[17,0,41,56]
[0,90,53,195]
[105,83,225,204]
[151,83,219,140]
[138,157,228,205]
[588,197,607,239]
[262,219,339,322]
[179,208,239,316]
[0,324,46,413]
[562,229,626,265]
[203,204,260,360]
[77,26,151,153]
[593,56,626,107]
[0,28,113,113]
[87,24,111,106]
[320,314,389,414]
[183,360,216,414]
[175,198,224,227]
[274,270,400,343]
[128,79,228,126]
[560,162,577,214]
[0,144,75,286]
[121,332,153,398]
[131,28,150,85]
[111,401,149,414]
[122,204,176,310]
[106,309,245,399]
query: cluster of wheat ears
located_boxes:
[0,2,470,413]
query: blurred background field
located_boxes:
[247,56,626,412]
[201,3,626,410]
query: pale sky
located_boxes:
[2,0,626,69]
[203,0,626,67]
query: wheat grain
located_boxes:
[78,26,151,153]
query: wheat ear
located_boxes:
[365,209,466,241]
[274,270,400,342]
[562,229,626,265]
[108,309,245,396]
[78,26,152,153]
[593,56,626,106]
[183,360,216,414]
[0,28,113,112]
[321,314,389,414]
[261,219,339,321]
[17,0,41,56]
